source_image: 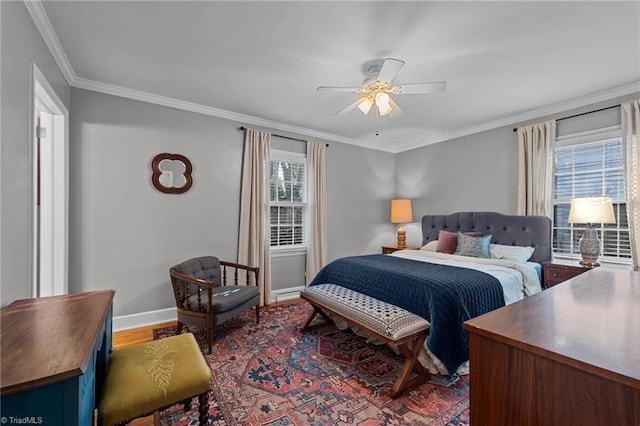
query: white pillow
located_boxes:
[420,240,439,251]
[490,244,535,263]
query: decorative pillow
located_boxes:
[455,232,492,258]
[436,230,483,254]
[421,240,439,251]
[490,244,535,263]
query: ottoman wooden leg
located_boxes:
[199,392,210,424]
[182,397,192,413]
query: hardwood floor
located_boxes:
[113,321,177,350]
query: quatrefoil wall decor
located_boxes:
[151,153,193,194]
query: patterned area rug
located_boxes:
[155,300,469,425]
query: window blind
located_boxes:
[269,151,307,249]
[553,137,631,262]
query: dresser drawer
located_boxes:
[543,263,590,288]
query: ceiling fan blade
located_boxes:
[376,58,406,84]
[389,98,403,116]
[392,81,447,95]
[317,86,361,93]
[333,98,365,117]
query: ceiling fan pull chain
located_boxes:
[376,108,380,136]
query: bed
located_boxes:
[308,211,552,376]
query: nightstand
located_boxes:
[542,260,597,288]
[381,245,419,254]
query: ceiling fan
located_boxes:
[317,58,446,117]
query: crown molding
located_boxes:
[24,0,76,85]
[71,77,363,147]
[394,81,640,153]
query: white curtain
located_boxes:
[517,120,556,217]
[622,100,640,270]
[305,141,328,284]
[237,129,271,305]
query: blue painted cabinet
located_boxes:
[1,291,114,426]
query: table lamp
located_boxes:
[567,196,616,266]
[391,199,413,248]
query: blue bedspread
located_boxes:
[309,254,505,376]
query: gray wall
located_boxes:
[327,142,396,258]
[395,93,640,248]
[69,88,395,316]
[1,1,70,305]
[396,125,517,248]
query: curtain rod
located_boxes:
[512,104,620,132]
[238,126,329,147]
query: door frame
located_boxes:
[30,63,69,297]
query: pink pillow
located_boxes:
[436,230,483,254]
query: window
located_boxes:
[269,150,306,250]
[553,130,630,263]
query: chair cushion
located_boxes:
[184,285,260,313]
[99,333,211,426]
[173,256,221,286]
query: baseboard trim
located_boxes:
[113,307,177,332]
[113,288,305,331]
[272,286,305,303]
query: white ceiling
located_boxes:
[35,1,640,153]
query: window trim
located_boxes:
[555,125,621,147]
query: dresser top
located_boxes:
[464,268,640,389]
[1,290,115,396]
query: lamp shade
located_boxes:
[391,199,413,224]
[568,196,616,224]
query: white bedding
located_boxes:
[390,249,542,305]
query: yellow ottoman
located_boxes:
[99,333,212,425]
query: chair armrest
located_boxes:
[220,261,260,287]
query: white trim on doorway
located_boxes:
[30,63,69,297]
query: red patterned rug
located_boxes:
[154,300,469,425]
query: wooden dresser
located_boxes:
[1,290,115,426]
[464,268,639,426]
[542,259,594,288]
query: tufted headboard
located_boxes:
[421,212,552,264]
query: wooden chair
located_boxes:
[169,256,260,353]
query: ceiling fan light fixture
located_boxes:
[375,92,393,116]
[357,97,373,115]
[318,58,447,118]
[375,91,390,107]
[378,104,393,116]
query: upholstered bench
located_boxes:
[99,333,212,425]
[300,283,430,398]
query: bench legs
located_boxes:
[301,306,333,331]
[391,333,429,398]
[301,304,430,399]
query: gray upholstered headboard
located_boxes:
[421,212,552,264]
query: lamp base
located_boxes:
[396,225,407,248]
[578,225,601,267]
